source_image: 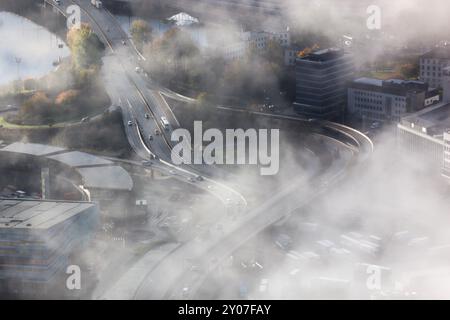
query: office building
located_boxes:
[419,47,450,89]
[348,78,431,122]
[294,48,354,119]
[0,199,99,297]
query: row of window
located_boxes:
[421,71,442,78]
[354,103,383,112]
[422,58,450,66]
[355,97,383,105]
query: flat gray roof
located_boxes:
[1,142,65,156]
[47,151,113,168]
[354,77,383,87]
[401,102,450,135]
[77,166,133,191]
[0,199,95,229]
[0,142,133,191]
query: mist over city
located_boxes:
[1,0,450,305]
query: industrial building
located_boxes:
[293,48,354,120]
[0,143,134,219]
[348,78,433,123]
[0,198,99,298]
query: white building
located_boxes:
[222,41,248,61]
[443,131,450,179]
[242,27,291,52]
[348,78,430,122]
[397,69,450,181]
[420,47,450,89]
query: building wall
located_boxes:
[348,88,408,122]
[294,53,354,119]
[0,203,99,297]
[420,57,450,89]
[397,123,444,174]
[284,48,298,66]
[443,132,450,179]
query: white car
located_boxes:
[127,121,133,126]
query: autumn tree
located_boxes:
[67,23,104,70]
[130,19,152,51]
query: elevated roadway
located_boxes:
[43,0,373,300]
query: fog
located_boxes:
[2,0,450,300]
[0,11,69,86]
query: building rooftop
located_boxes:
[1,142,64,157]
[350,77,428,96]
[0,142,133,192]
[0,198,95,229]
[401,102,450,137]
[77,167,133,191]
[47,151,113,168]
[354,77,383,87]
[299,48,347,63]
[167,12,199,26]
[421,47,450,60]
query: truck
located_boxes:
[91,0,102,9]
[160,116,170,130]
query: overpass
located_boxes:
[42,0,373,300]
[102,0,285,22]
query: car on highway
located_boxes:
[370,121,381,129]
[188,177,196,182]
[81,117,90,123]
[54,0,61,5]
[135,67,143,73]
[148,134,153,141]
[145,113,150,119]
[122,40,126,45]
[160,116,170,130]
[155,129,161,135]
[196,175,204,181]
[127,121,133,126]
[142,160,152,167]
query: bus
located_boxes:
[160,116,170,130]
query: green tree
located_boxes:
[130,19,152,51]
[67,23,104,70]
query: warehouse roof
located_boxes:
[77,166,133,191]
[1,142,65,156]
[0,142,133,192]
[0,198,96,229]
[47,151,113,168]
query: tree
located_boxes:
[400,63,419,79]
[143,28,200,79]
[67,23,104,70]
[130,19,152,51]
[55,89,80,106]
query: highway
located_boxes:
[46,0,247,208]
[134,130,371,300]
[43,0,373,300]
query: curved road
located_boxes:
[43,0,373,300]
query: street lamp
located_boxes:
[14,56,22,92]
[14,56,22,80]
